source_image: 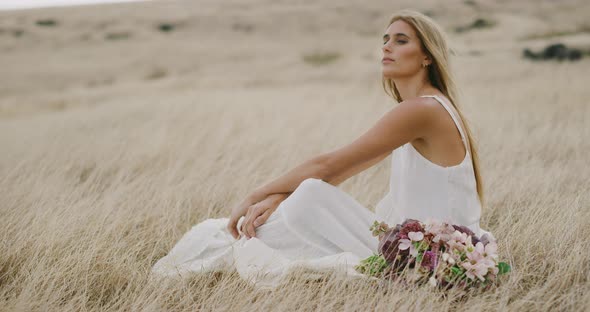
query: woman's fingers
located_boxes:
[229,198,255,240]
[227,211,245,240]
[240,206,254,238]
[244,205,266,239]
[253,209,272,227]
[227,217,239,239]
[240,210,251,238]
[245,210,258,238]
[238,195,281,239]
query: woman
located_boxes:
[151,9,494,290]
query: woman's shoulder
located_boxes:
[396,95,446,118]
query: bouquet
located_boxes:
[354,218,511,291]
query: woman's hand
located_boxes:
[227,191,290,239]
[227,194,260,240]
[238,193,290,240]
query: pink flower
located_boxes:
[444,230,469,253]
[465,236,478,254]
[467,249,496,272]
[424,219,455,242]
[398,231,424,257]
[424,218,445,233]
[451,230,468,243]
[368,218,507,290]
[466,248,484,263]
[481,241,499,262]
[462,240,497,282]
[433,233,452,244]
[461,261,488,282]
[469,241,499,266]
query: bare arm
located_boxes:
[248,155,329,204]
[321,98,436,185]
[228,98,437,240]
[326,150,390,186]
[249,97,436,200]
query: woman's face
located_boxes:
[381,20,430,79]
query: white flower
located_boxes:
[428,276,437,287]
[442,252,456,265]
[451,230,468,243]
[399,231,425,258]
[408,231,424,242]
[399,238,412,251]
[448,256,456,265]
[399,238,420,257]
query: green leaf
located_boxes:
[356,254,389,277]
[497,262,511,274]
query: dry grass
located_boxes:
[1,0,589,311]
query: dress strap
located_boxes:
[420,95,468,151]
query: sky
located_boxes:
[0,0,151,11]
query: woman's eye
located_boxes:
[397,40,406,44]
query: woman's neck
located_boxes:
[394,74,438,101]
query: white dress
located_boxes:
[150,94,495,290]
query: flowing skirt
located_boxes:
[150,178,386,290]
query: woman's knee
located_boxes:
[279,178,326,224]
[297,178,326,194]
[289,178,328,205]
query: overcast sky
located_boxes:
[0,0,150,11]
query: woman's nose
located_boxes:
[382,42,392,53]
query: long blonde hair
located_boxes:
[381,9,486,209]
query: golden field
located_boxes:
[0,0,589,310]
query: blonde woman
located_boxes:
[152,9,495,289]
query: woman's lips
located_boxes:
[382,59,394,64]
